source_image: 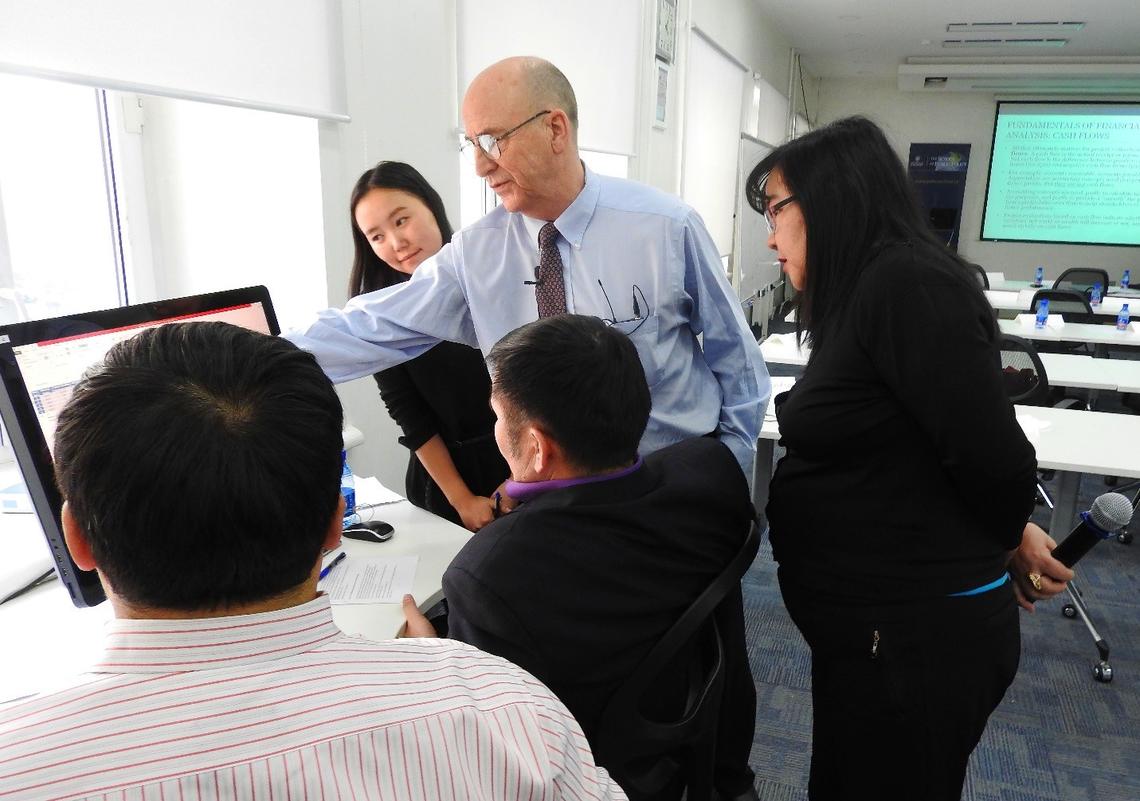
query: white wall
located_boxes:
[313,0,462,490]
[691,0,791,93]
[138,97,327,330]
[643,0,794,193]
[816,78,1140,280]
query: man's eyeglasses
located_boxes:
[762,195,797,234]
[460,110,551,161]
[598,280,650,335]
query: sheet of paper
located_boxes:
[354,476,405,506]
[764,376,797,422]
[319,555,419,604]
[985,290,1019,305]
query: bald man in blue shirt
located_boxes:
[287,56,769,475]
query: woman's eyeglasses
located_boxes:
[763,195,797,234]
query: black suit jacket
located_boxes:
[443,437,756,787]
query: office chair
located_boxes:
[1054,267,1110,298]
[998,333,1085,502]
[968,262,989,290]
[1028,288,1095,318]
[594,523,761,801]
[1027,289,1096,355]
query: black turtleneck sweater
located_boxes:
[768,240,1037,604]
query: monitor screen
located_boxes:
[0,286,279,607]
[980,101,1140,247]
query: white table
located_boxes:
[1107,360,1140,393]
[759,333,809,366]
[998,317,1140,349]
[0,481,470,703]
[752,395,1140,537]
[760,334,1140,394]
[1037,353,1139,392]
[984,278,1133,295]
[985,290,1134,318]
[988,278,1054,292]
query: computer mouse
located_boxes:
[343,520,394,543]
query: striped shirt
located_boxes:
[0,596,625,801]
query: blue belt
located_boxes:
[948,572,1011,597]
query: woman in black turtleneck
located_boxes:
[746,117,1073,801]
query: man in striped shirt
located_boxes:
[0,321,624,801]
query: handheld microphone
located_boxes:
[1050,492,1133,568]
[524,265,544,286]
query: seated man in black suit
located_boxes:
[403,314,758,801]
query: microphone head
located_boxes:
[1091,492,1133,533]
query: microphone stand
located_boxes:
[1061,580,1111,682]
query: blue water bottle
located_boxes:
[1034,265,1044,286]
[1090,283,1103,306]
[1119,303,1131,332]
[340,450,360,528]
[1035,298,1049,329]
[1122,269,1132,290]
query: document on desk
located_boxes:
[319,555,419,604]
[354,476,405,506]
[765,376,798,422]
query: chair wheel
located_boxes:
[1093,662,1113,683]
[1062,604,1077,618]
[1119,531,1133,545]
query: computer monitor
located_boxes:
[0,286,279,607]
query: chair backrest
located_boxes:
[968,262,989,290]
[1028,288,1094,319]
[594,523,761,801]
[998,334,1051,406]
[1055,267,1110,296]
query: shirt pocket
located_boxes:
[610,314,663,387]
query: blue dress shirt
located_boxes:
[285,166,770,472]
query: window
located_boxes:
[0,75,328,464]
[132,96,327,327]
[0,74,126,324]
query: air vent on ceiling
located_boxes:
[946,21,1085,34]
[899,61,1140,95]
[943,38,1070,48]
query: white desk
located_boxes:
[0,482,470,703]
[985,290,1134,318]
[759,333,809,366]
[759,334,1140,393]
[752,397,1140,538]
[988,278,1054,292]
[998,317,1140,349]
[1037,353,1135,392]
[1106,360,1140,393]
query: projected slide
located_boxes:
[981,103,1140,246]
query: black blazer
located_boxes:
[443,437,756,747]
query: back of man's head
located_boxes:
[53,322,344,611]
[487,315,651,473]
